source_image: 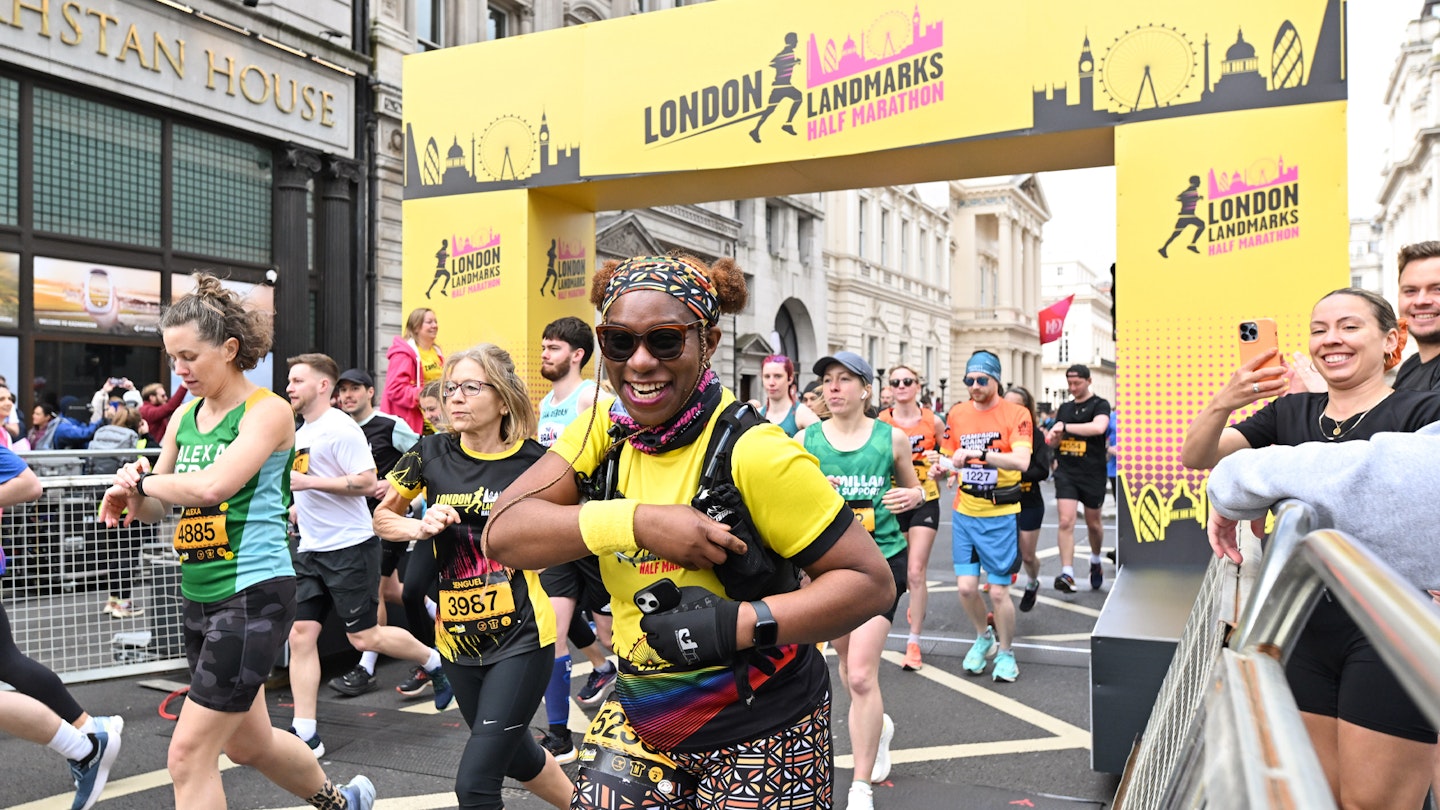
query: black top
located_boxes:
[1232,390,1440,448]
[360,412,409,511]
[1054,395,1112,475]
[388,434,547,666]
[1394,353,1440,393]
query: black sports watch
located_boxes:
[979,448,989,462]
[750,599,778,648]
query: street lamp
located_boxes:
[938,377,948,408]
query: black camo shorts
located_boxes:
[184,576,297,713]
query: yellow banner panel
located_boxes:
[1114,101,1347,547]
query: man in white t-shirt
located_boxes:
[283,354,452,758]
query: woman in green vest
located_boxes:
[797,351,924,810]
[100,274,373,810]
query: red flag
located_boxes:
[1038,294,1075,345]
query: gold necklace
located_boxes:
[1317,392,1390,441]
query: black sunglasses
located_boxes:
[595,320,703,362]
[963,375,993,387]
[889,377,918,388]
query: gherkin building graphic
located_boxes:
[1272,20,1304,90]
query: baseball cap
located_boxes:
[338,368,374,387]
[812,351,874,385]
[1065,364,1092,379]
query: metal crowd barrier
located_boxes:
[1,449,187,684]
[1114,500,1440,809]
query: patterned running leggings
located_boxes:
[573,693,832,810]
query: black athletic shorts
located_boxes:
[184,576,296,713]
[880,550,910,625]
[380,538,408,578]
[294,537,381,633]
[1052,467,1106,510]
[1016,501,1044,532]
[1287,595,1437,743]
[896,498,940,532]
[539,555,610,614]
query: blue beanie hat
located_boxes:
[965,350,1002,381]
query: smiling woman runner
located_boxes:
[99,273,373,810]
[373,344,573,810]
[486,254,894,810]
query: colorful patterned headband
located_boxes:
[601,256,720,326]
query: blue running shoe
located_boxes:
[1090,561,1104,590]
[338,774,376,810]
[428,665,454,710]
[963,629,995,675]
[70,720,122,810]
[992,650,1019,682]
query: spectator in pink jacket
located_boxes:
[382,308,443,434]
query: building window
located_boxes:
[0,77,16,226]
[900,217,910,273]
[880,207,890,265]
[797,214,814,264]
[867,335,880,370]
[743,273,755,314]
[918,227,928,282]
[34,87,161,246]
[857,199,867,258]
[925,346,934,384]
[172,126,272,265]
[766,202,783,255]
[417,0,443,49]
[898,340,908,365]
[487,6,510,40]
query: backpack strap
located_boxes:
[697,401,765,494]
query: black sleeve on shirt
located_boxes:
[1230,397,1282,449]
[788,507,852,570]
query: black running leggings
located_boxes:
[443,644,554,809]
[400,537,437,648]
[0,600,83,723]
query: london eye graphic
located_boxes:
[865,10,914,60]
[479,115,535,182]
[1100,25,1197,112]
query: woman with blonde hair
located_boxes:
[383,308,443,434]
[374,344,573,809]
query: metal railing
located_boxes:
[1114,500,1440,809]
[1,449,187,684]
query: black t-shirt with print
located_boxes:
[1054,395,1112,476]
[388,433,547,666]
[1232,390,1440,448]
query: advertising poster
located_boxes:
[1113,101,1347,561]
[525,192,597,400]
[33,258,161,336]
[0,253,18,328]
[171,273,276,393]
[402,188,530,361]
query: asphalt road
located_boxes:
[3,479,1124,809]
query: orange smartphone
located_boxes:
[1238,319,1281,369]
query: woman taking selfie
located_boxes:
[1181,288,1440,810]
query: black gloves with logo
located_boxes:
[639,585,740,667]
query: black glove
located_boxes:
[639,586,740,667]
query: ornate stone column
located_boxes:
[274,146,322,386]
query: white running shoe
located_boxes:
[847,781,874,810]
[870,713,895,783]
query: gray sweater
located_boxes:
[1206,421,1440,590]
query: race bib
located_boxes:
[438,572,516,636]
[1059,438,1086,456]
[961,466,999,488]
[914,462,939,500]
[847,499,876,533]
[173,504,233,564]
[584,700,679,767]
[577,700,693,798]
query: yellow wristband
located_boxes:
[579,499,639,556]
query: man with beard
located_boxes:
[534,317,616,764]
[328,368,423,697]
[1395,241,1440,392]
[938,351,1032,682]
[284,355,451,758]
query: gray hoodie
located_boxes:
[1206,421,1440,590]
